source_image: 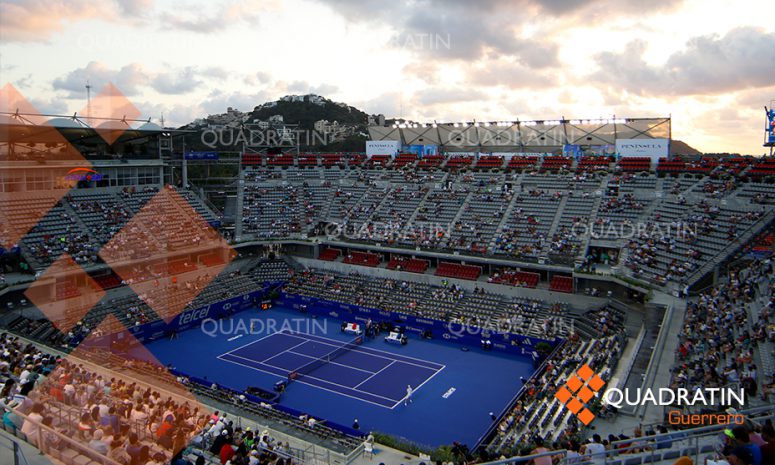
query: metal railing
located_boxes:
[9,410,123,465]
[633,303,674,419]
[478,407,775,465]
[615,323,646,391]
[0,432,29,465]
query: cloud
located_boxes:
[351,91,404,117]
[52,62,150,97]
[0,1,111,42]
[133,100,203,128]
[115,0,153,17]
[200,89,271,114]
[28,96,69,115]
[159,12,225,33]
[0,0,153,42]
[243,71,272,86]
[285,81,339,96]
[592,27,775,96]
[466,60,559,89]
[413,87,488,106]
[159,0,280,33]
[150,67,202,94]
[52,62,232,97]
[318,0,561,65]
[315,0,684,65]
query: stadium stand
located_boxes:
[3,151,775,465]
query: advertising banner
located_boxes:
[366,140,400,158]
[278,292,561,357]
[616,138,669,160]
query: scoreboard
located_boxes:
[768,108,775,144]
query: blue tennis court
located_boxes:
[218,330,444,408]
[144,306,537,448]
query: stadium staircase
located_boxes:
[576,194,604,260]
[452,191,474,225]
[546,195,570,238]
[488,189,522,252]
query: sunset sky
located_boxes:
[1,0,774,154]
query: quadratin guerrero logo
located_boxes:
[555,364,605,425]
[556,364,747,427]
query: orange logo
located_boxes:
[555,364,606,425]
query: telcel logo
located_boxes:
[65,168,104,182]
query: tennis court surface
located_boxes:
[144,306,537,447]
[218,330,445,408]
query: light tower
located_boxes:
[85,80,92,122]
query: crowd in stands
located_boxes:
[8,185,221,272]
[6,261,292,350]
[235,163,775,289]
[283,268,575,338]
[672,258,775,403]
[491,328,626,457]
[0,330,332,465]
[0,332,209,464]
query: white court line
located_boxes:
[353,360,396,389]
[261,340,313,364]
[283,329,445,366]
[280,331,444,371]
[221,329,295,356]
[221,352,398,402]
[285,350,375,374]
[219,329,444,410]
[391,364,447,409]
[216,353,397,409]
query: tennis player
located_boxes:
[404,385,414,406]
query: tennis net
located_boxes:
[288,336,363,381]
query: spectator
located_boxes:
[89,429,110,455]
[529,437,553,465]
[582,434,606,465]
[20,402,44,446]
[760,425,775,465]
[220,440,235,465]
[730,426,762,465]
